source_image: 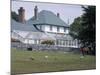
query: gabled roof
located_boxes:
[27,10,69,27]
[11,19,39,32]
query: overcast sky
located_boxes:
[12,1,85,25]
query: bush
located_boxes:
[41,40,55,45]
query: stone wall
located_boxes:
[11,42,79,52]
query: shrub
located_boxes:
[41,40,55,45]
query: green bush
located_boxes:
[41,40,55,45]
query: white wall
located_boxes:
[24,39,41,44]
[52,26,57,32]
[24,39,35,44]
[44,25,69,34]
[44,25,50,32]
[59,27,64,33]
[44,25,57,33]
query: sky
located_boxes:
[12,1,85,25]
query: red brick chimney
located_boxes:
[34,6,38,20]
[18,7,25,23]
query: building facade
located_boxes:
[11,6,79,48]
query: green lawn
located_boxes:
[11,48,96,74]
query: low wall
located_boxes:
[11,42,79,52]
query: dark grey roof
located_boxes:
[11,19,39,32]
[27,10,69,27]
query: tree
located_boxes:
[69,6,96,55]
[80,6,95,48]
[11,11,19,22]
[80,6,96,55]
[69,17,82,39]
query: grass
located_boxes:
[11,48,96,74]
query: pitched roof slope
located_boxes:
[27,10,69,27]
[11,19,39,32]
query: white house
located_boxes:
[11,6,78,48]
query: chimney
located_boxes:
[34,6,38,20]
[18,7,25,23]
[57,13,60,18]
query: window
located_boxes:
[57,26,59,32]
[50,25,52,31]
